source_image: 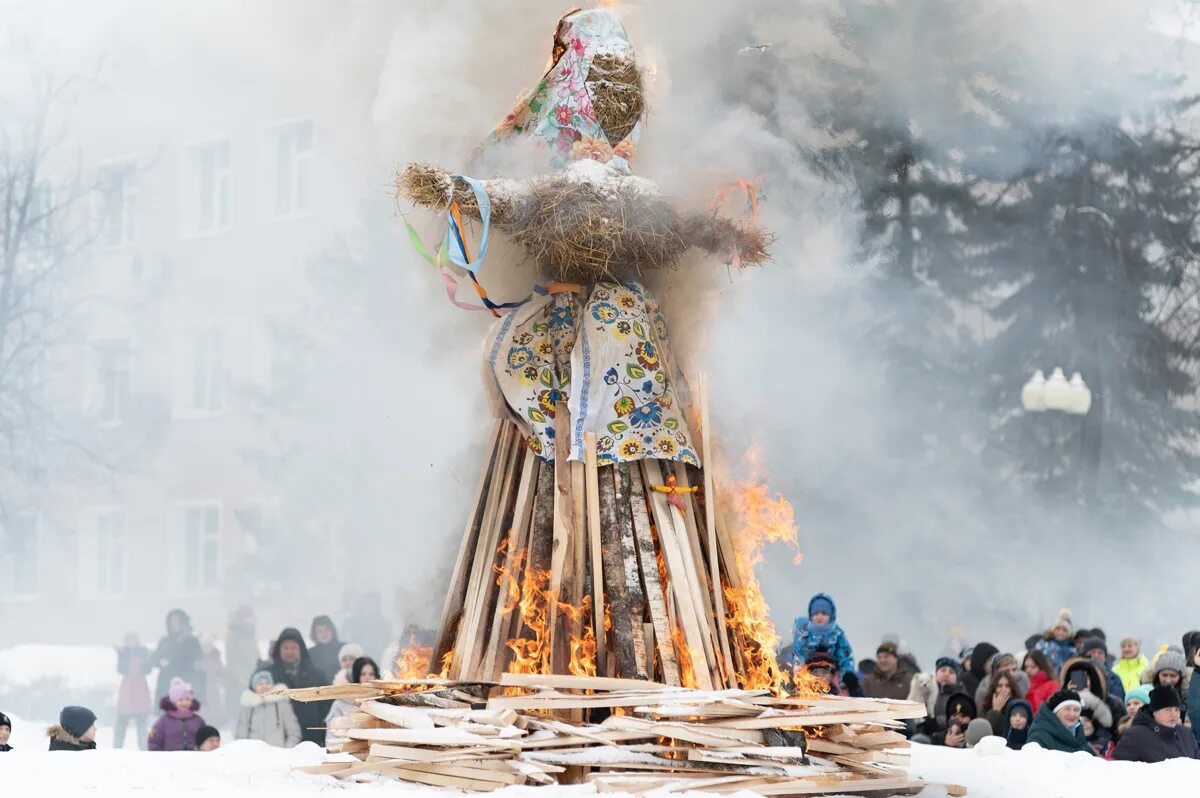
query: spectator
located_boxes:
[974,652,1030,708]
[791,593,855,679]
[1026,689,1094,755]
[269,628,331,746]
[1034,610,1077,672]
[198,634,227,729]
[932,693,977,748]
[1114,637,1148,693]
[48,706,98,751]
[114,632,153,750]
[153,609,203,703]
[196,726,221,751]
[237,669,301,749]
[1060,658,1116,731]
[961,642,998,697]
[799,651,862,697]
[225,606,261,724]
[326,657,380,747]
[148,678,206,751]
[1002,698,1032,750]
[908,657,961,741]
[1080,708,1111,757]
[863,642,913,700]
[332,643,364,686]
[1190,646,1200,746]
[309,616,342,683]
[1150,646,1189,704]
[0,711,12,751]
[1111,686,1200,762]
[1117,684,1153,741]
[1079,637,1125,702]
[980,671,1026,734]
[1023,650,1059,713]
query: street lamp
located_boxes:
[1021,367,1091,415]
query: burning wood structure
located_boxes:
[291,8,958,795]
[290,674,949,794]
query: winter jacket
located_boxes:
[0,743,11,752]
[268,628,331,746]
[1035,637,1076,673]
[1111,706,1200,762]
[1003,699,1032,750]
[1025,703,1095,755]
[1026,671,1059,714]
[47,725,97,751]
[148,697,206,751]
[236,690,301,748]
[863,668,913,701]
[961,643,999,699]
[1113,655,1148,693]
[308,616,342,684]
[1092,662,1125,703]
[791,594,855,677]
[116,645,153,716]
[153,610,203,702]
[1060,658,1117,730]
[909,677,962,736]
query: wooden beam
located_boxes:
[624,462,680,685]
[583,432,607,676]
[548,403,575,673]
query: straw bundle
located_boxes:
[588,52,645,145]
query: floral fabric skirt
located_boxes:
[487,281,699,466]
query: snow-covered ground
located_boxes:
[2,712,1198,798]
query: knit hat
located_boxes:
[0,711,11,730]
[1126,684,1152,707]
[339,643,364,661]
[935,657,958,672]
[168,677,194,704]
[195,725,220,748]
[965,717,993,748]
[808,595,834,620]
[1154,646,1187,676]
[1148,686,1181,713]
[1047,690,1082,715]
[805,651,837,671]
[1080,637,1107,658]
[1052,609,1073,634]
[876,641,898,656]
[59,706,97,739]
[946,692,978,720]
[250,669,273,690]
[991,653,1016,672]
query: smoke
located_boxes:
[2,0,1198,675]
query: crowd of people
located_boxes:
[3,595,1199,764]
[783,596,1200,762]
[0,602,417,753]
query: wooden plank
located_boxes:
[600,714,765,746]
[345,727,522,747]
[379,765,514,791]
[548,403,575,673]
[368,743,511,762]
[711,711,921,730]
[672,460,727,688]
[583,432,607,676]
[598,463,637,679]
[625,462,680,685]
[498,673,663,691]
[482,450,539,680]
[613,462,650,679]
[698,373,735,687]
[432,420,504,666]
[641,459,715,690]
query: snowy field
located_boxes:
[3,711,1199,798]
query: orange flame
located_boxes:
[393,633,452,681]
[720,446,808,695]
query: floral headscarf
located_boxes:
[486,8,642,173]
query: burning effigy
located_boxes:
[286,8,954,795]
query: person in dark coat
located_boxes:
[862,641,913,700]
[48,706,98,751]
[308,615,341,683]
[153,609,203,703]
[961,642,998,697]
[1079,637,1125,702]
[1002,698,1032,750]
[1026,690,1095,754]
[269,627,331,745]
[932,693,977,748]
[1112,686,1200,762]
[0,711,12,751]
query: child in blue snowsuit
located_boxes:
[792,593,856,683]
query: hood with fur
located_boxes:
[159,696,202,714]
[240,689,288,708]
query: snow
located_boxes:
[2,714,1199,798]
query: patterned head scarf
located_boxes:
[486,8,642,173]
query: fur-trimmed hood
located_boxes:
[46,724,77,743]
[159,696,202,714]
[241,689,289,708]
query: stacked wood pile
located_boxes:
[288,674,959,795]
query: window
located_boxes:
[99,161,137,247]
[0,513,40,598]
[189,140,231,233]
[79,508,125,598]
[272,120,313,216]
[180,504,220,591]
[175,329,225,416]
[86,338,131,425]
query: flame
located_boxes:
[671,625,698,688]
[393,633,452,681]
[720,446,806,695]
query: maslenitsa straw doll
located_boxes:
[397,8,774,689]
